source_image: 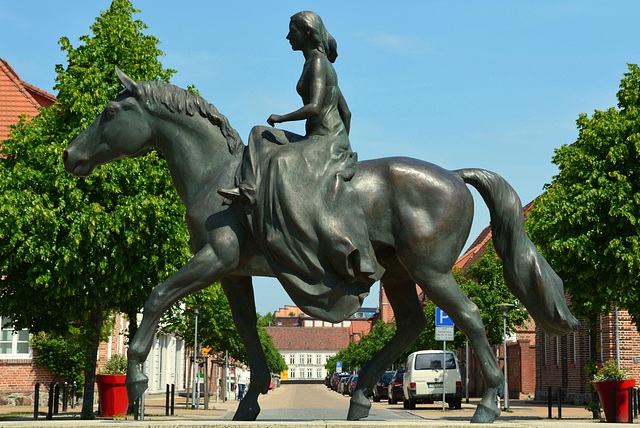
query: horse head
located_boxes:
[63,67,154,177]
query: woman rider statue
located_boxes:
[219,11,383,321]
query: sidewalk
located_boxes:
[0,385,631,427]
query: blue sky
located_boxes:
[2,1,639,315]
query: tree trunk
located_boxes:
[588,314,601,420]
[81,302,104,420]
[126,308,138,346]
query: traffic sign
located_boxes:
[435,326,454,341]
[336,361,342,373]
[435,307,454,326]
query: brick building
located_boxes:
[0,57,57,142]
[536,307,640,404]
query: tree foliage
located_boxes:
[0,0,188,418]
[160,284,287,374]
[528,63,640,328]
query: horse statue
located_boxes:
[63,67,580,423]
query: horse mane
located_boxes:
[136,80,244,155]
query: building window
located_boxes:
[317,368,322,378]
[308,368,313,379]
[307,354,312,365]
[325,355,331,363]
[299,355,305,365]
[289,354,295,365]
[290,368,295,378]
[0,317,30,356]
[299,369,305,379]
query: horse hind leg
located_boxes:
[413,269,503,423]
[348,266,427,420]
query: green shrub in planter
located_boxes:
[98,354,127,375]
[593,360,631,382]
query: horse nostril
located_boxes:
[62,150,69,162]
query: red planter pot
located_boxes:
[96,374,128,417]
[593,379,636,423]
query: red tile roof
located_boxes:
[0,58,57,141]
[263,326,350,351]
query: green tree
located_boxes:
[0,0,189,419]
[161,284,287,374]
[527,63,640,329]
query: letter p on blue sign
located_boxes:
[435,307,454,326]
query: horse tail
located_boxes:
[454,168,579,335]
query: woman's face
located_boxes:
[286,20,305,51]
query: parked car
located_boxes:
[373,370,395,402]
[348,375,359,396]
[341,375,354,395]
[326,373,337,388]
[387,369,404,404]
[402,350,462,410]
[335,374,350,392]
[333,373,349,391]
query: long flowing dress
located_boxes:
[241,57,384,322]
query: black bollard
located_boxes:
[34,383,40,420]
[171,383,175,416]
[47,382,54,420]
[628,387,633,423]
[134,398,140,420]
[557,386,562,420]
[547,386,552,419]
[62,382,68,412]
[165,384,170,416]
[53,382,59,415]
[611,386,616,423]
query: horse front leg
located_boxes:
[348,268,427,420]
[126,244,233,403]
[220,275,270,421]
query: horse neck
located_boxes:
[153,112,242,209]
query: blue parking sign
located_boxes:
[435,307,454,326]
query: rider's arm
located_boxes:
[268,57,325,126]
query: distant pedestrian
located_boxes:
[236,365,249,401]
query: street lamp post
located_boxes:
[496,303,514,410]
[192,305,201,409]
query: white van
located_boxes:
[402,350,462,410]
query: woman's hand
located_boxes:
[267,114,283,127]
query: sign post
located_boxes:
[435,308,454,412]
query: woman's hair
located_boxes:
[291,11,338,63]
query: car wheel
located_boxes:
[373,394,380,402]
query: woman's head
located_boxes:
[290,11,338,63]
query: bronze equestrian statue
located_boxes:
[63,11,579,423]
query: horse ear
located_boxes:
[115,66,142,98]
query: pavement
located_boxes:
[0,383,634,427]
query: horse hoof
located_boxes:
[347,391,371,420]
[233,400,260,421]
[125,373,149,405]
[470,403,500,423]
